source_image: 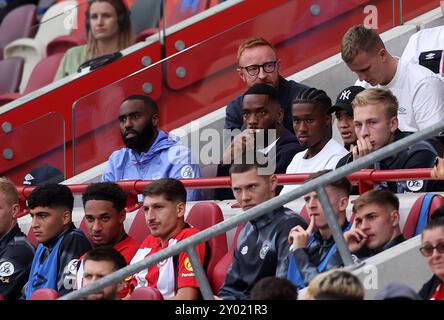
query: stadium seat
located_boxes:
[0,57,24,94]
[129,286,164,300]
[0,4,37,60]
[135,0,210,42]
[208,224,243,294]
[4,1,78,91]
[46,33,85,56]
[403,193,444,239]
[185,202,228,291]
[37,0,57,20]
[0,52,64,106]
[130,0,162,35]
[199,163,218,200]
[128,207,151,244]
[29,288,60,300]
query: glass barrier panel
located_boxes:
[72,0,397,178]
[0,112,65,186]
[400,0,440,25]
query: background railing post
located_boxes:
[186,246,214,300]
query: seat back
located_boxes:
[29,288,61,300]
[209,224,243,294]
[0,57,24,94]
[164,0,210,27]
[199,164,218,200]
[36,1,78,44]
[128,207,151,244]
[185,202,228,291]
[403,193,444,239]
[129,286,164,300]
[23,52,64,94]
[130,0,162,35]
[0,4,37,59]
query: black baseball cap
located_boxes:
[327,86,365,116]
[23,164,64,186]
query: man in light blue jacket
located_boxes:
[102,95,201,201]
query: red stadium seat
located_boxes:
[0,4,37,60]
[209,224,243,294]
[0,57,24,94]
[185,202,228,292]
[0,53,64,106]
[29,288,60,300]
[46,34,86,56]
[128,207,151,244]
[403,193,444,239]
[129,286,163,300]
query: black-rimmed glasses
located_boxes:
[239,61,277,76]
[419,242,444,257]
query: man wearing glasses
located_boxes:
[224,37,309,142]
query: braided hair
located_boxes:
[293,88,332,112]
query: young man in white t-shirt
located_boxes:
[281,88,348,194]
[341,24,444,133]
[401,1,444,78]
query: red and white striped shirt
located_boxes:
[129,226,206,298]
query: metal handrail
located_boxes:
[59,121,444,300]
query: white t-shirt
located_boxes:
[280,138,348,194]
[401,26,444,78]
[355,59,444,132]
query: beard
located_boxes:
[121,122,157,152]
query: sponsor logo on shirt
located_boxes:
[398,107,407,115]
[259,241,271,260]
[406,180,424,192]
[180,165,195,178]
[241,246,248,255]
[0,261,14,277]
[184,257,194,272]
[181,273,196,278]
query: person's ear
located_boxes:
[390,209,400,227]
[269,174,277,193]
[378,48,388,62]
[276,107,284,125]
[62,210,71,226]
[176,202,186,218]
[238,67,246,83]
[11,203,20,219]
[325,113,332,127]
[118,210,126,224]
[389,116,398,133]
[152,113,159,127]
[338,196,349,212]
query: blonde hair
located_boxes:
[352,88,398,119]
[236,37,276,66]
[0,177,19,205]
[86,0,133,60]
[341,24,384,63]
[307,269,364,300]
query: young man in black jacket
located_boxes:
[336,88,444,193]
[217,161,307,300]
[25,183,91,299]
[0,177,34,300]
[216,83,304,199]
[286,170,351,289]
